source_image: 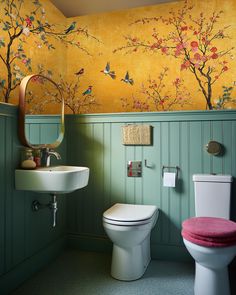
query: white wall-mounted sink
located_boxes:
[15,165,89,194]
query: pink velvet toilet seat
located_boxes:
[182,217,236,247]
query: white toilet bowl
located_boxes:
[182,217,236,295]
[183,238,236,295]
[103,203,158,281]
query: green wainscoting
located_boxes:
[65,110,236,261]
[25,115,61,145]
[0,104,67,295]
[1,106,236,294]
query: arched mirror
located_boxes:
[19,74,64,149]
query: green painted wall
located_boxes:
[0,104,67,295]
[66,110,236,261]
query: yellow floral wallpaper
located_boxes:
[0,0,65,105]
[0,0,236,113]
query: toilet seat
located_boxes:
[182,217,236,247]
[103,203,158,226]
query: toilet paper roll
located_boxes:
[163,172,176,187]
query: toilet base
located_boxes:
[195,262,230,295]
[111,237,150,281]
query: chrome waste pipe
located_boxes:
[32,194,58,227]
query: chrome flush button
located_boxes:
[206,140,222,156]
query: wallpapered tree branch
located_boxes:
[214,86,236,109]
[0,0,99,103]
[24,66,98,114]
[58,76,98,114]
[121,67,191,112]
[114,0,234,110]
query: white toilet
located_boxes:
[182,174,236,295]
[103,203,158,281]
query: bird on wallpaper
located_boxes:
[65,21,76,34]
[121,71,134,85]
[82,86,92,96]
[75,68,84,76]
[100,62,116,79]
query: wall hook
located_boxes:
[144,159,153,168]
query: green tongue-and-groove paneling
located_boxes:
[66,111,236,260]
[0,104,67,295]
[1,105,236,294]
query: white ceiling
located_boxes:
[50,0,179,17]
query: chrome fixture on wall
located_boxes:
[127,161,142,177]
[205,140,222,156]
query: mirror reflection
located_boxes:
[19,74,64,149]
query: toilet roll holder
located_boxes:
[162,165,179,179]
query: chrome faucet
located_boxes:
[41,148,61,167]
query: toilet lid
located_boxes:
[103,203,157,222]
[182,217,236,247]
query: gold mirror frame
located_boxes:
[19,74,65,149]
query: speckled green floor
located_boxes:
[9,250,236,295]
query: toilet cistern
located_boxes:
[181,174,236,295]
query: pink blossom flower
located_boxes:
[25,17,32,27]
[181,60,191,71]
[174,50,181,57]
[210,47,217,53]
[161,47,168,54]
[222,66,228,71]
[181,26,188,31]
[173,78,181,86]
[160,100,165,105]
[176,43,186,51]
[32,76,40,82]
[150,43,159,50]
[191,46,198,53]
[190,41,198,48]
[190,41,198,52]
[22,59,27,64]
[194,53,201,61]
[211,53,218,59]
